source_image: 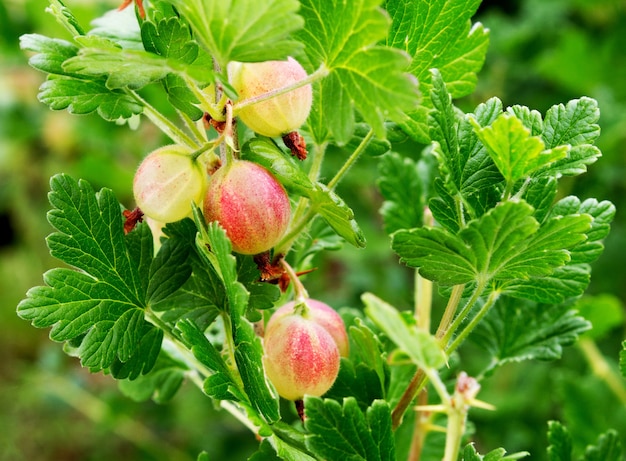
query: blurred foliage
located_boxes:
[1,0,625,460]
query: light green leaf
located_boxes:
[38,76,143,121]
[298,0,419,143]
[167,0,304,68]
[305,397,395,461]
[386,0,489,142]
[471,113,568,188]
[363,293,446,370]
[20,34,78,75]
[471,297,591,372]
[310,185,366,248]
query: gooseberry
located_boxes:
[263,313,340,401]
[266,299,349,357]
[203,160,290,255]
[133,145,206,223]
[230,57,313,137]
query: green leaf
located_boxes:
[311,185,366,248]
[141,17,198,63]
[324,358,386,411]
[471,297,591,372]
[471,113,568,189]
[349,320,389,397]
[547,421,573,461]
[20,34,78,75]
[89,6,143,50]
[117,352,187,403]
[304,397,395,461]
[386,0,489,142]
[298,0,419,143]
[462,444,529,461]
[503,264,591,304]
[167,0,304,68]
[195,220,280,423]
[377,152,427,234]
[363,293,446,370]
[584,430,623,461]
[16,175,169,377]
[241,138,316,197]
[38,76,143,121]
[620,341,626,378]
[62,46,173,90]
[146,228,193,304]
[395,200,591,287]
[549,197,615,265]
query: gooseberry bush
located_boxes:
[17,0,626,460]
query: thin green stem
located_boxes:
[440,279,488,348]
[280,258,309,302]
[233,64,330,113]
[130,91,199,148]
[392,369,427,430]
[327,128,375,190]
[179,108,207,145]
[446,288,501,355]
[435,284,465,342]
[181,73,226,121]
[415,271,433,331]
[308,141,328,182]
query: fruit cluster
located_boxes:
[132,57,312,254]
[132,57,344,400]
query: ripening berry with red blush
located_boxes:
[230,57,312,137]
[263,313,340,401]
[203,160,290,255]
[266,299,349,358]
[133,145,206,223]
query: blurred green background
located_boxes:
[1,0,624,460]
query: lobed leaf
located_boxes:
[305,397,395,461]
[38,76,143,121]
[547,421,573,461]
[583,430,623,461]
[471,296,591,372]
[16,175,188,378]
[386,0,489,142]
[167,0,304,68]
[298,0,419,143]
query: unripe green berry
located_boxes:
[203,160,290,255]
[266,299,349,357]
[133,145,206,223]
[230,57,312,137]
[263,314,340,401]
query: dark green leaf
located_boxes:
[195,220,280,423]
[168,0,304,67]
[17,175,160,377]
[141,17,198,63]
[471,297,590,372]
[386,0,489,142]
[146,229,193,304]
[298,0,419,143]
[305,397,395,461]
[118,352,187,403]
[503,264,591,304]
[324,358,385,411]
[38,76,143,121]
[392,225,476,285]
[377,152,426,235]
